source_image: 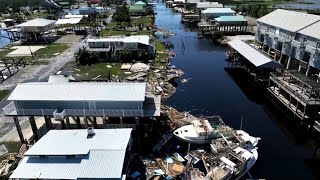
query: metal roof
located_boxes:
[56,18,82,25]
[24,129,132,156]
[87,35,150,45]
[65,14,88,18]
[228,39,283,68]
[16,18,56,27]
[196,2,223,9]
[186,0,201,4]
[215,15,247,22]
[10,129,132,179]
[257,9,320,32]
[298,21,320,39]
[8,82,146,101]
[134,1,146,5]
[202,8,234,14]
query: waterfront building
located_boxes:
[2,82,160,143]
[202,8,235,21]
[255,9,320,126]
[86,35,155,60]
[10,128,133,179]
[196,2,223,11]
[214,15,248,31]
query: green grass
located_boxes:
[28,12,49,19]
[0,141,21,153]
[101,18,152,37]
[157,52,168,59]
[0,90,10,100]
[155,40,165,52]
[33,43,69,60]
[131,16,153,26]
[67,62,126,80]
[0,48,14,58]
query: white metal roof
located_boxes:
[196,2,223,9]
[8,82,146,101]
[56,18,82,25]
[10,129,132,179]
[257,9,320,32]
[16,18,56,27]
[202,8,234,14]
[65,14,88,18]
[298,21,320,39]
[25,129,132,156]
[87,35,150,45]
[186,0,201,3]
[228,39,283,68]
[173,0,185,2]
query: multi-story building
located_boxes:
[255,9,320,123]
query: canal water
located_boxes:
[155,2,319,180]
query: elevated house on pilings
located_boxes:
[196,2,223,11]
[255,9,320,131]
[16,18,57,43]
[2,82,161,143]
[198,8,247,35]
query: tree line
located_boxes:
[235,4,269,18]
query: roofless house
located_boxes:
[2,82,160,143]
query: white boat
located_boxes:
[173,117,261,146]
[173,118,233,144]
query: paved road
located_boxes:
[0,35,86,139]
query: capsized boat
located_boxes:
[205,146,258,180]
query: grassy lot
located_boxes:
[155,40,165,52]
[0,44,69,64]
[131,16,153,26]
[0,90,10,100]
[28,12,49,19]
[33,43,69,60]
[0,48,14,58]
[101,18,152,37]
[0,141,21,153]
[67,62,127,80]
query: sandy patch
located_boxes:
[6,46,46,57]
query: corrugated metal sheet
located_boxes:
[228,39,283,68]
[257,9,320,32]
[8,82,146,101]
[16,18,56,27]
[25,129,132,156]
[10,150,128,179]
[196,2,223,9]
[215,15,247,22]
[10,129,132,179]
[79,150,126,179]
[298,21,320,39]
[202,8,234,14]
[56,18,82,25]
[10,156,81,179]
